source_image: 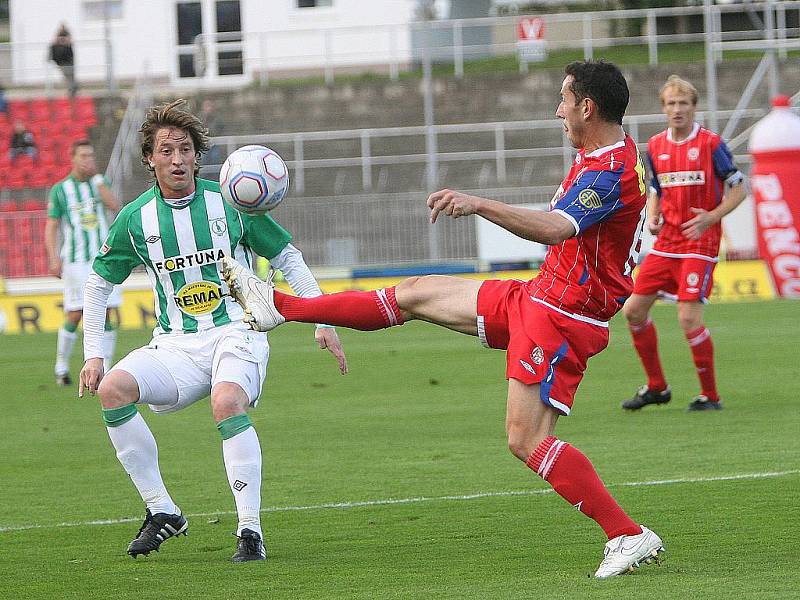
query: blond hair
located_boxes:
[659,75,698,106]
[140,99,210,175]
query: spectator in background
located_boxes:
[9,120,38,161]
[49,23,77,98]
[0,84,8,113]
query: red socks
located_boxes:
[629,319,667,391]
[685,326,719,401]
[274,287,404,331]
[527,436,641,540]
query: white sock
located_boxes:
[222,427,262,537]
[103,329,118,372]
[55,327,77,375]
[107,412,179,515]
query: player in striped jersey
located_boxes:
[622,75,746,412]
[45,139,122,386]
[77,100,347,561]
[224,61,665,578]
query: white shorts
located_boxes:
[63,262,123,312]
[110,321,269,414]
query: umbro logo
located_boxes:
[146,235,161,244]
[233,480,248,491]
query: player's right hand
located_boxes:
[48,258,62,278]
[79,358,105,398]
[647,214,663,235]
[427,189,481,224]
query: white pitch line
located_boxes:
[1,469,797,534]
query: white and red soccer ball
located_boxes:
[219,145,290,214]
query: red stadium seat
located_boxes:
[0,201,18,212]
[29,99,51,122]
[27,169,52,189]
[8,100,30,121]
[21,198,47,212]
[6,169,27,189]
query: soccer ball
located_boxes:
[219,145,290,214]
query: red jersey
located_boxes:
[526,135,647,324]
[647,123,742,260]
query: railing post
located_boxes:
[260,32,269,87]
[361,131,372,191]
[389,26,399,81]
[423,37,440,261]
[495,125,506,184]
[454,20,464,80]
[294,136,305,195]
[777,2,787,61]
[324,29,333,85]
[704,0,719,133]
[647,10,658,66]
[583,14,593,61]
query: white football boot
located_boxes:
[593,525,665,578]
[222,257,285,332]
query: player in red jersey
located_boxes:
[223,61,664,578]
[622,75,746,412]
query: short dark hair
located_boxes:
[564,60,629,125]
[70,138,92,155]
[140,99,209,175]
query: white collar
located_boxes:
[586,138,626,158]
[667,122,700,145]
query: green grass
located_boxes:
[1,300,798,598]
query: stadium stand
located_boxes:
[0,96,98,277]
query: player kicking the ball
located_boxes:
[79,100,347,562]
[223,61,665,578]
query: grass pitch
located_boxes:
[1,300,798,599]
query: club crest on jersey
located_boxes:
[174,281,224,316]
[687,147,700,161]
[658,171,705,188]
[577,189,602,209]
[209,218,227,236]
[686,272,700,286]
[154,248,226,274]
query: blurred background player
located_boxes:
[78,99,347,562]
[622,75,746,412]
[224,61,665,579]
[45,139,122,385]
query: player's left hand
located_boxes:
[681,207,716,240]
[427,189,481,224]
[315,327,348,374]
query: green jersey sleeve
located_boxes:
[47,185,64,219]
[92,207,142,284]
[241,213,292,259]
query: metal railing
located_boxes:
[203,108,770,196]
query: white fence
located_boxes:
[3,1,800,88]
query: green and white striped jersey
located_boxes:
[47,174,113,265]
[93,178,291,335]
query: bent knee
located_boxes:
[98,372,138,409]
[506,429,550,463]
[211,383,249,422]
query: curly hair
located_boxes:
[140,99,209,175]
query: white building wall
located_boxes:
[10,0,417,87]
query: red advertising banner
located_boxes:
[750,167,800,297]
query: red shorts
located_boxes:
[633,253,716,302]
[476,279,609,416]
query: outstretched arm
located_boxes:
[426,189,575,245]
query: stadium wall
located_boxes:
[0,261,778,334]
